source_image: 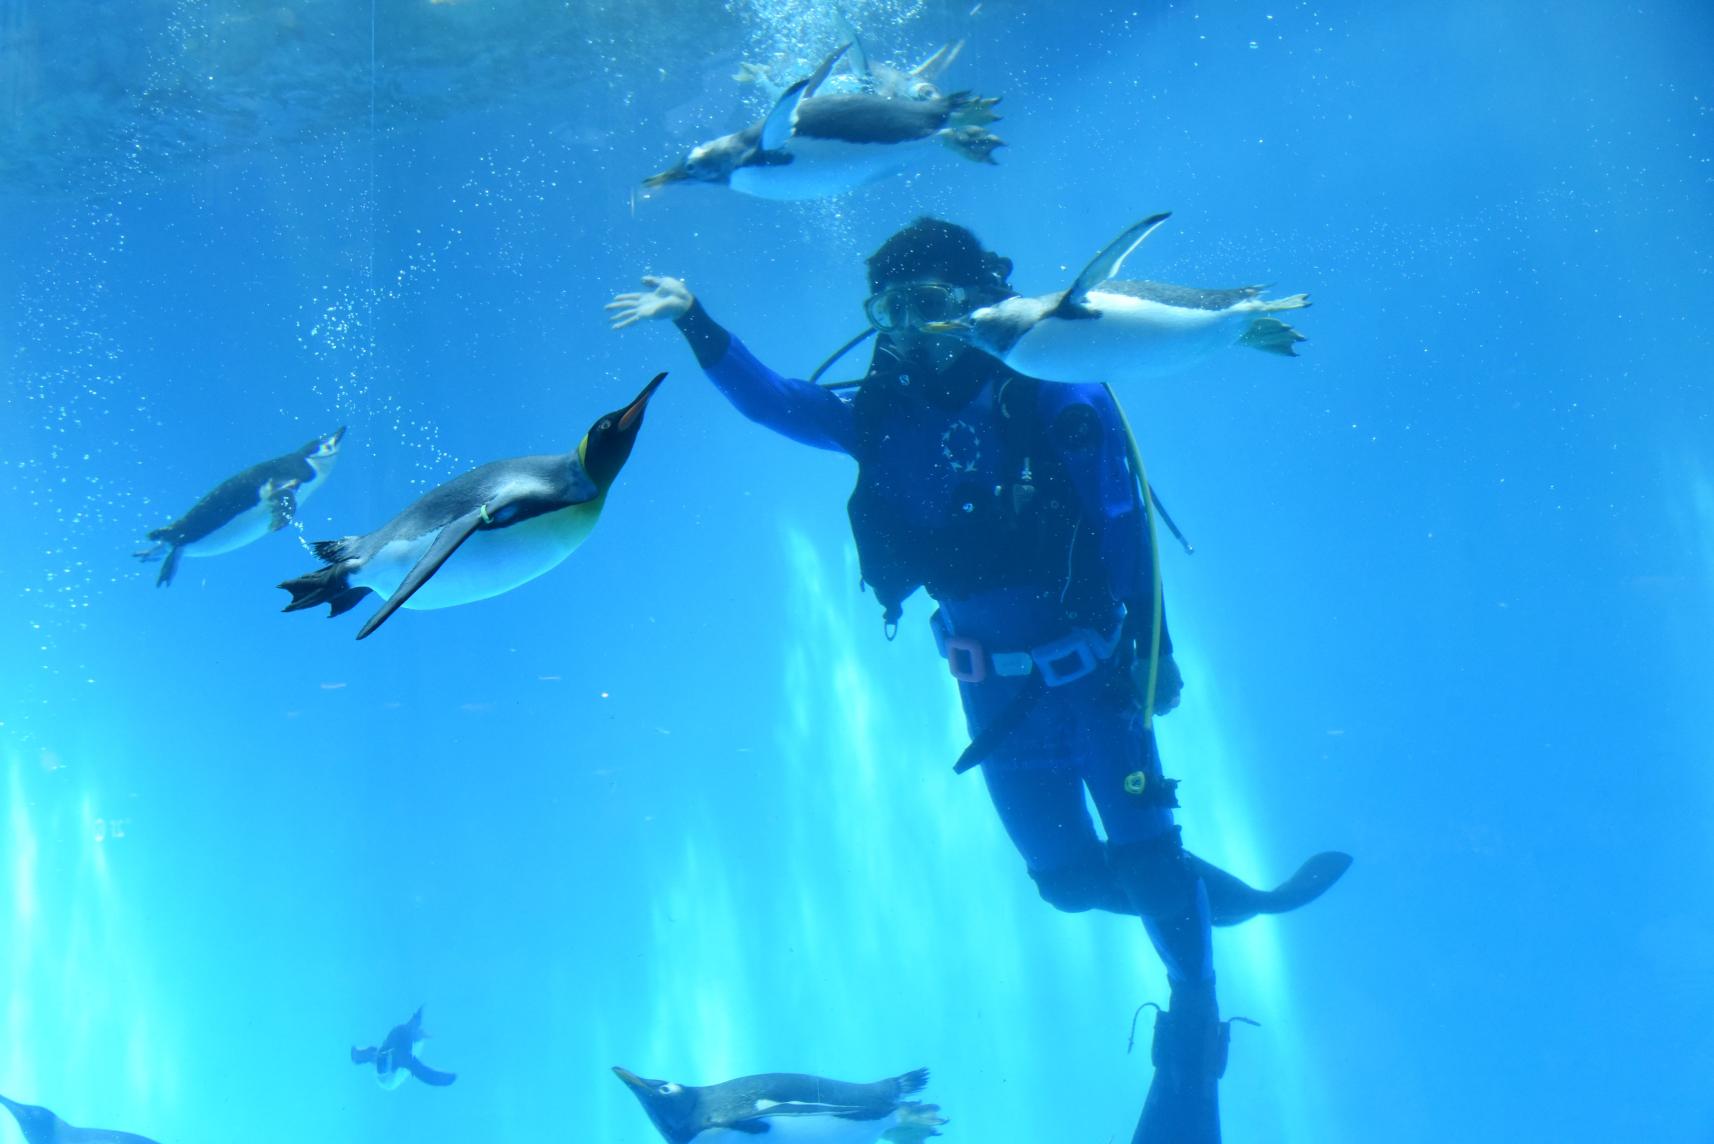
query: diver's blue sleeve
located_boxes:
[682,312,859,456]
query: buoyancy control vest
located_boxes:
[845,350,1117,634]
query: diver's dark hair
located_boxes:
[867,217,1013,296]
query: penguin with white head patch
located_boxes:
[647,44,1000,202]
[135,426,345,587]
[279,372,663,640]
[0,1093,162,1144]
[928,213,1311,385]
[350,1006,456,1089]
[614,1066,946,1144]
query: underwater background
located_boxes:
[3,0,1712,1141]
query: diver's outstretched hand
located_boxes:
[606,276,694,329]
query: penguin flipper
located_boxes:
[267,481,300,531]
[762,43,850,150]
[1063,213,1173,309]
[355,509,485,640]
[351,1045,378,1065]
[405,1056,457,1087]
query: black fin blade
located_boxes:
[405,1056,456,1087]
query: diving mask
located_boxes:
[863,283,970,332]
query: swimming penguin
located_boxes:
[648,45,1001,201]
[134,427,345,587]
[735,17,964,102]
[928,213,1311,385]
[350,1006,456,1089]
[0,1093,162,1144]
[279,373,662,640]
[614,1066,946,1144]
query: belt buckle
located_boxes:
[943,636,988,683]
[1033,632,1098,687]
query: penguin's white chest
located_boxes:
[731,135,941,200]
[356,504,599,609]
[696,1109,899,1144]
[1005,293,1253,384]
[183,501,276,557]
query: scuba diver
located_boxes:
[607,218,1350,1144]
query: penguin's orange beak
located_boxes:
[618,372,666,432]
[642,164,689,189]
[613,1066,650,1090]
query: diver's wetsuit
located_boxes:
[675,303,1215,996]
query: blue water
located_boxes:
[3,1,1712,1141]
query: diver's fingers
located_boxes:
[640,275,663,287]
[605,296,642,309]
[610,313,641,330]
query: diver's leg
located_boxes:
[981,759,1134,915]
[1087,719,1223,1144]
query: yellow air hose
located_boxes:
[1104,384,1165,800]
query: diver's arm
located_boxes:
[609,278,857,455]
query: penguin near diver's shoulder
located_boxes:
[279,372,663,640]
[350,1006,457,1089]
[135,426,346,587]
[0,1092,163,1144]
[926,213,1312,386]
[645,43,1001,202]
[614,1065,947,1144]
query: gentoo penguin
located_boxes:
[350,1007,456,1089]
[134,426,345,587]
[0,1093,162,1144]
[647,45,1000,201]
[928,213,1311,385]
[614,1066,946,1144]
[279,373,662,640]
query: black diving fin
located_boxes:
[1188,851,1352,927]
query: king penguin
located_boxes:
[135,426,345,587]
[279,372,662,640]
[646,44,1000,202]
[350,1007,456,1089]
[931,213,1311,385]
[0,1093,162,1144]
[614,1066,946,1144]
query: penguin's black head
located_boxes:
[580,373,666,492]
[613,1067,699,1143]
[0,1094,60,1139]
[300,426,347,459]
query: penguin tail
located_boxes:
[279,565,372,618]
[310,537,360,564]
[893,1068,930,1096]
[939,124,1004,165]
[883,1103,948,1142]
[1239,315,1308,357]
[945,90,1001,128]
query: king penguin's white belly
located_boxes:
[183,502,275,557]
[1006,293,1252,384]
[355,505,598,610]
[696,1109,900,1144]
[731,136,939,200]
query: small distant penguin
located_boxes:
[279,373,662,640]
[648,44,1001,201]
[613,1065,947,1144]
[0,1093,162,1144]
[135,426,346,587]
[350,1007,456,1089]
[935,213,1311,385]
